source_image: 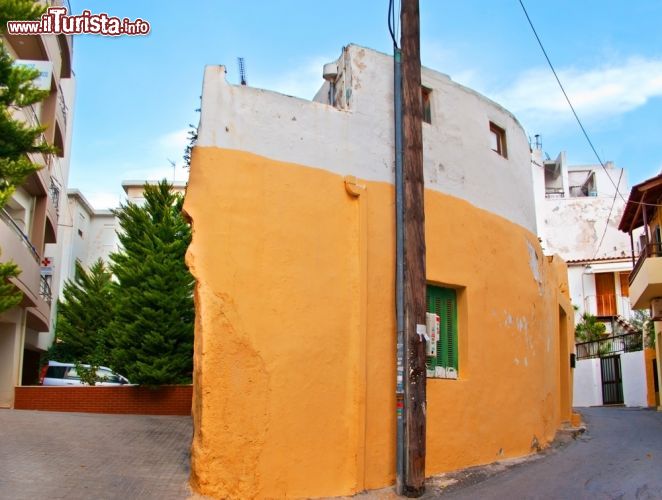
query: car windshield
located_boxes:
[96,368,120,383]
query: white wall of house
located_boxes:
[568,261,633,325]
[533,151,630,262]
[573,358,602,407]
[621,350,648,407]
[199,44,537,233]
[574,353,648,407]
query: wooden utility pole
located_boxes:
[400,0,426,496]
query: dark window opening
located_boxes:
[489,121,507,158]
[422,87,432,124]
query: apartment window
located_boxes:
[426,285,458,379]
[421,87,432,124]
[489,121,507,158]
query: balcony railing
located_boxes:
[630,242,662,285]
[0,208,39,262]
[576,332,643,360]
[583,294,631,320]
[39,274,52,304]
[49,176,61,216]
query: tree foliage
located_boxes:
[49,260,114,363]
[630,309,656,348]
[575,313,606,342]
[0,1,45,32]
[0,0,52,314]
[0,44,53,207]
[0,259,21,311]
[106,180,194,385]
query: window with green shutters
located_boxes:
[426,285,458,379]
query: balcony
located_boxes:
[0,210,51,330]
[628,243,662,309]
[576,332,643,360]
[583,294,632,320]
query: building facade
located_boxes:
[56,181,187,287]
[618,172,662,410]
[185,45,574,498]
[0,12,75,407]
[533,149,656,407]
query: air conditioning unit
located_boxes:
[651,297,662,320]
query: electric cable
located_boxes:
[591,168,624,260]
[517,0,661,209]
[388,0,398,48]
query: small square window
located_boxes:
[489,122,507,158]
[421,87,432,124]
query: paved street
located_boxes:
[433,407,662,499]
[0,409,192,499]
[1,407,660,499]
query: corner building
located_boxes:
[185,45,574,498]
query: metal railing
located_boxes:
[630,242,662,285]
[49,176,61,216]
[583,294,632,320]
[39,274,52,304]
[0,208,40,262]
[575,331,643,360]
[545,188,564,199]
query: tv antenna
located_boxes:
[167,158,176,182]
[237,57,247,86]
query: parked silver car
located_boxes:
[41,361,130,386]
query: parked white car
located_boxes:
[41,361,131,386]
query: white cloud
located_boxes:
[85,191,123,210]
[251,55,334,100]
[421,39,480,89]
[492,57,662,126]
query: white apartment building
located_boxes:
[57,180,187,286]
[0,7,75,407]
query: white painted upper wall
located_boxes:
[198,44,537,233]
[533,149,631,261]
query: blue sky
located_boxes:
[67,1,662,208]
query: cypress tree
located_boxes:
[49,259,114,363]
[107,180,194,385]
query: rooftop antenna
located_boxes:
[167,158,176,182]
[237,57,247,86]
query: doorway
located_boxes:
[601,355,624,405]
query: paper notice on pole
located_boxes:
[416,324,429,342]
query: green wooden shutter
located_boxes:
[426,285,458,374]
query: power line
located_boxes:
[517,0,662,210]
[388,0,398,48]
[591,169,624,260]
[517,1,659,256]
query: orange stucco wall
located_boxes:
[184,147,574,499]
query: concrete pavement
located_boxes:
[433,407,662,499]
[0,409,192,499]
[1,406,660,499]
